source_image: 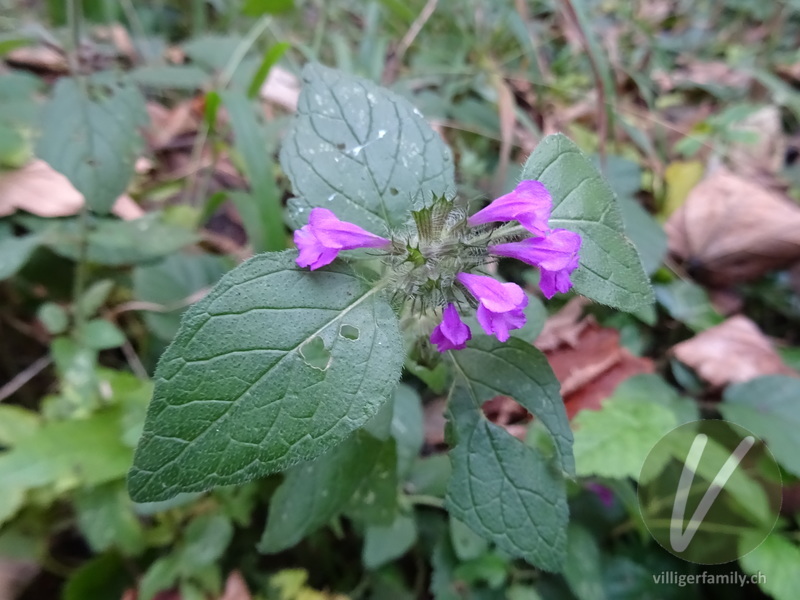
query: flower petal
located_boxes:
[456,273,526,313]
[430,303,472,352]
[467,180,552,234]
[295,207,390,269]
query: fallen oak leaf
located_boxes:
[671,315,797,387]
[665,167,800,286]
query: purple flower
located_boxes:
[456,273,528,342]
[586,482,615,508]
[430,303,472,352]
[295,208,391,270]
[467,180,552,235]
[490,228,581,299]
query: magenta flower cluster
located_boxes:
[293,180,582,353]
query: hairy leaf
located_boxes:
[282,63,455,234]
[446,383,569,572]
[521,134,654,311]
[128,251,404,501]
[722,375,800,477]
[450,336,574,475]
[259,430,396,553]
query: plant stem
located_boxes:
[407,494,446,508]
[186,15,272,208]
[67,0,91,336]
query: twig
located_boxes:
[0,356,52,403]
[106,288,211,320]
[185,16,273,208]
[383,0,438,84]
[560,0,611,166]
[120,339,149,380]
[67,0,92,335]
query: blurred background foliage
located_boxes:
[1,0,800,598]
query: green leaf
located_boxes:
[63,553,130,600]
[0,488,24,527]
[363,511,417,569]
[36,74,147,214]
[345,437,399,525]
[242,0,294,16]
[430,536,469,600]
[655,280,722,332]
[445,383,569,572]
[180,514,233,568]
[76,280,115,319]
[520,134,654,311]
[721,375,800,477]
[37,302,69,335]
[128,251,404,501]
[618,197,667,276]
[408,454,451,498]
[739,532,800,600]
[133,252,228,342]
[572,393,677,480]
[74,482,146,555]
[0,407,131,490]
[247,41,291,99]
[449,516,488,562]
[0,232,40,280]
[79,319,125,350]
[563,524,606,600]
[258,430,396,553]
[608,374,698,425]
[391,383,424,476]
[282,63,455,235]
[649,427,774,527]
[0,405,41,446]
[139,555,180,600]
[449,336,574,475]
[129,65,211,90]
[20,213,198,265]
[183,35,242,72]
[220,89,285,251]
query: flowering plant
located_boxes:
[128,64,652,572]
[294,181,582,350]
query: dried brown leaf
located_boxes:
[652,61,752,93]
[727,105,786,177]
[6,46,68,73]
[665,168,800,285]
[540,318,654,419]
[259,66,300,112]
[219,571,251,600]
[671,315,796,387]
[0,558,38,600]
[423,396,448,447]
[144,101,199,151]
[534,297,591,352]
[0,159,142,219]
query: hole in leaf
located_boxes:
[335,142,346,150]
[389,187,399,196]
[339,324,360,340]
[300,336,331,370]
